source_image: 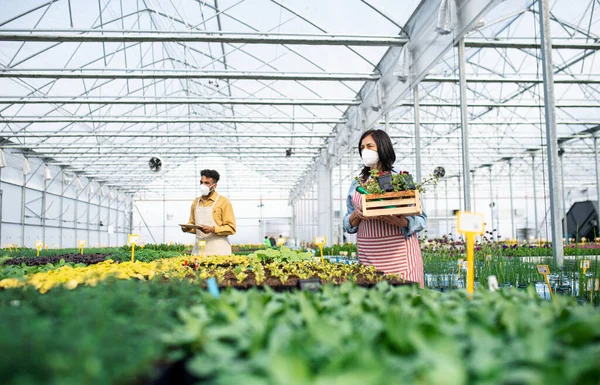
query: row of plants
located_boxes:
[423,254,600,304]
[0,254,408,294]
[2,279,599,385]
[421,233,600,259]
[2,246,182,262]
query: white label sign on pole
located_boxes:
[457,212,485,235]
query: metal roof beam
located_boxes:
[2,31,599,50]
[0,97,360,106]
[0,132,333,138]
[0,30,408,46]
[0,117,344,124]
[0,70,379,81]
[26,153,317,158]
[421,75,600,84]
[394,101,600,108]
[4,118,598,125]
[3,144,323,150]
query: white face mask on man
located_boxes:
[361,149,379,168]
[199,183,215,197]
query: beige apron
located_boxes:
[191,195,232,256]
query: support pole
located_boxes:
[539,0,564,266]
[316,162,333,246]
[414,86,422,183]
[87,190,91,246]
[445,179,449,236]
[488,166,495,233]
[508,159,515,240]
[21,174,26,247]
[531,154,539,238]
[471,170,476,212]
[339,162,344,244]
[434,184,439,237]
[458,39,472,211]
[559,149,567,239]
[42,177,47,245]
[595,136,600,220]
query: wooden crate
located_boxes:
[361,190,422,217]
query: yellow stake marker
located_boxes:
[77,240,86,255]
[128,234,140,262]
[581,259,591,275]
[537,265,553,299]
[198,240,206,257]
[35,240,43,257]
[457,212,485,297]
[314,236,326,267]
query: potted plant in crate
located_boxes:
[356,166,445,217]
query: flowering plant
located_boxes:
[356,168,442,194]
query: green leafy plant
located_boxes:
[356,169,441,194]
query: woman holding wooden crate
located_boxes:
[343,129,427,287]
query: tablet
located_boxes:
[179,223,203,229]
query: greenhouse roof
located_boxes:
[0,0,599,200]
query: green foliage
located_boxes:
[322,243,358,255]
[1,280,599,385]
[355,169,440,194]
[248,247,313,263]
[0,279,207,385]
[165,284,600,385]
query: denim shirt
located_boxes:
[343,174,428,237]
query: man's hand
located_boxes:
[199,225,216,234]
[180,225,193,233]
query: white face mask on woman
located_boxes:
[199,183,214,197]
[361,149,379,168]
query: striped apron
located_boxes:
[352,190,424,287]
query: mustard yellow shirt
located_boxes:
[186,191,236,236]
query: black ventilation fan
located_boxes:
[149,157,162,172]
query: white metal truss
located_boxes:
[0,0,599,250]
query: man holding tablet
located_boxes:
[180,169,236,256]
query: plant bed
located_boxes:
[194,269,414,291]
[2,253,110,267]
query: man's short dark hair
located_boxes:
[200,169,220,183]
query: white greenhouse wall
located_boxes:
[0,149,132,248]
[132,197,293,246]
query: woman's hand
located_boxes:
[354,209,368,221]
[350,208,368,227]
[377,215,408,228]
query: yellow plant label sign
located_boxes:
[537,265,550,275]
[314,236,326,246]
[128,234,140,245]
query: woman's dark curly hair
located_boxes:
[358,129,396,182]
